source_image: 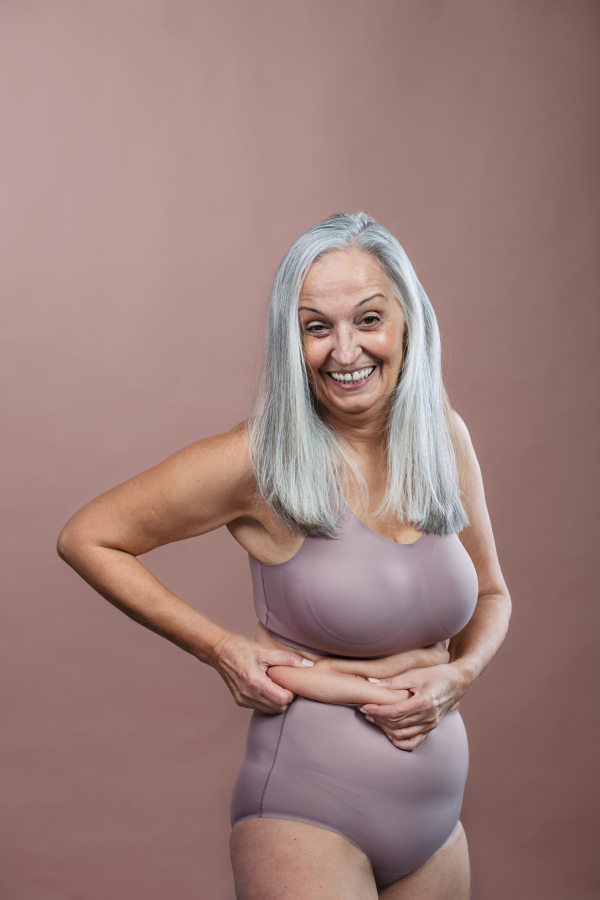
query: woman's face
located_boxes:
[299,248,405,425]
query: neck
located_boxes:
[322,406,388,461]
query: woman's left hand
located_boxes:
[359,663,469,751]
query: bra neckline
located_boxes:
[251,506,428,568]
[348,506,427,548]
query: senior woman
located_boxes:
[58,212,511,899]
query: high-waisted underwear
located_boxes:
[230,507,478,885]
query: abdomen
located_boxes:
[231,698,469,886]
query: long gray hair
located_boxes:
[249,212,468,537]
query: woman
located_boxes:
[58,212,511,899]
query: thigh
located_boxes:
[378,823,470,900]
[230,818,379,900]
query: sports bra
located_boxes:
[249,506,479,658]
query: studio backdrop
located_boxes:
[1,2,598,899]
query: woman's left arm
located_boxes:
[360,412,512,751]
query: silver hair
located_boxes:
[249,212,468,536]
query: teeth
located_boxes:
[330,366,374,383]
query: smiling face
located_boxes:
[298,247,405,428]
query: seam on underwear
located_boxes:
[259,707,289,817]
[260,564,270,630]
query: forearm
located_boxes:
[447,590,512,690]
[256,623,449,677]
[58,541,230,665]
[325,643,449,679]
[268,663,410,706]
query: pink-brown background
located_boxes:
[1,2,598,898]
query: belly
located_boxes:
[230,698,469,885]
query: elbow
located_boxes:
[493,589,512,641]
[56,525,73,564]
[501,587,512,620]
[56,521,85,565]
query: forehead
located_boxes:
[299,248,394,305]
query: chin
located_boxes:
[324,395,381,416]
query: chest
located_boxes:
[251,514,479,656]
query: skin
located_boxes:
[257,622,451,707]
[57,247,511,899]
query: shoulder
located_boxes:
[448,410,478,469]
[446,410,495,552]
[157,420,256,506]
[58,422,262,556]
[446,409,484,505]
[447,408,471,450]
[173,420,252,473]
[447,410,509,598]
[120,420,261,534]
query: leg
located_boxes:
[230,818,379,900]
[378,823,470,900]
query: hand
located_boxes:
[212,632,313,714]
[359,663,468,751]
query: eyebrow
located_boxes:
[298,292,386,315]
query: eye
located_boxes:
[360,314,381,326]
[304,321,329,334]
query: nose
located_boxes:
[330,324,362,367]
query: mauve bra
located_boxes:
[230,506,478,885]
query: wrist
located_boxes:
[197,627,239,669]
[448,658,478,692]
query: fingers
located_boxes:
[359,698,417,719]
[363,716,430,751]
[372,676,403,689]
[236,677,293,715]
[213,634,304,714]
[361,673,419,694]
[359,693,443,749]
[362,707,438,732]
[383,724,425,743]
[255,669,295,707]
[228,662,295,714]
[262,648,314,669]
[262,682,294,708]
[393,733,427,751]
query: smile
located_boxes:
[326,366,375,386]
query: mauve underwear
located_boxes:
[230,507,478,886]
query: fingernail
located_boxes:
[359,707,367,714]
[367,677,381,683]
[365,716,375,724]
[301,659,314,667]
[387,734,393,741]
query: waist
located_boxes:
[258,624,423,661]
[265,628,337,657]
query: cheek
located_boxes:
[302,339,327,373]
[368,328,403,363]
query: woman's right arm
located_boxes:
[322,644,450,678]
[256,626,449,707]
[268,663,412,707]
[57,426,310,714]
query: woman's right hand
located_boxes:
[211,633,313,714]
